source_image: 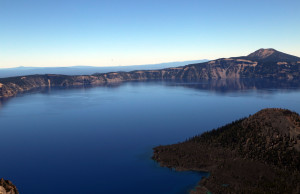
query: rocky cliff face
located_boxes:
[152,108,300,193]
[0,178,18,194]
[0,49,299,98]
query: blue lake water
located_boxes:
[1,79,300,194]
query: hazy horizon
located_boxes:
[0,59,209,69]
[1,0,300,68]
[0,59,209,77]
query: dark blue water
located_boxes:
[1,79,300,194]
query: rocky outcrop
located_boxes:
[153,108,300,193]
[0,178,18,194]
[0,49,299,98]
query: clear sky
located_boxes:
[0,0,300,68]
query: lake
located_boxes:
[1,79,300,194]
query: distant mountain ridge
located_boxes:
[0,60,208,78]
[0,48,299,98]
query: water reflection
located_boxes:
[1,78,300,108]
[163,78,300,94]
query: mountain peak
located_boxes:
[246,48,300,62]
[248,48,276,58]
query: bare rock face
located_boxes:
[0,178,18,194]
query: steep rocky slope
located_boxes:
[153,108,300,193]
[0,49,299,98]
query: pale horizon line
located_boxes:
[0,59,210,69]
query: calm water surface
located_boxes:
[1,79,300,194]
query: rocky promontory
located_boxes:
[153,108,300,193]
[0,48,300,98]
[0,178,18,194]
